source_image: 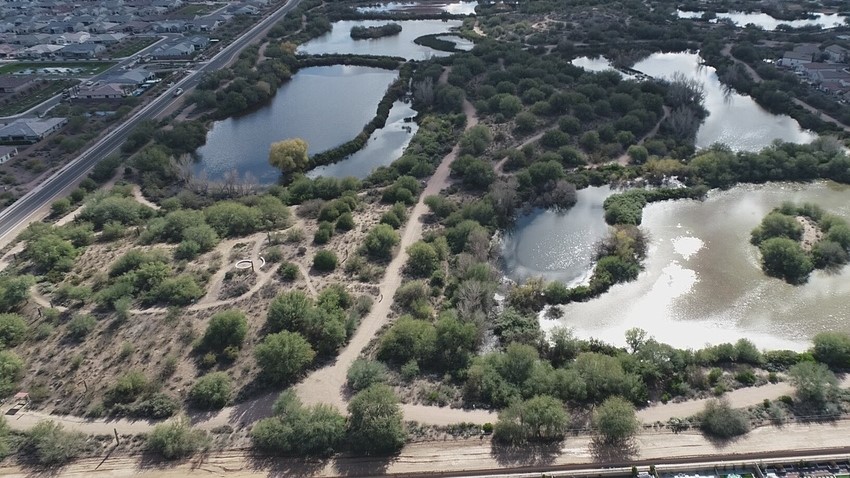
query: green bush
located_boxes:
[254,331,315,384]
[147,418,210,460]
[0,351,24,397]
[347,385,406,455]
[66,314,96,341]
[347,359,389,392]
[0,313,27,348]
[189,372,233,410]
[313,250,338,272]
[699,399,750,439]
[200,310,247,353]
[22,421,85,465]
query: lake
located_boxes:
[543,181,850,350]
[307,99,418,179]
[298,19,464,60]
[193,65,398,183]
[357,1,478,15]
[571,53,816,151]
[676,9,849,30]
[501,186,612,285]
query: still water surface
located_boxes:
[676,9,849,30]
[543,182,850,350]
[307,100,418,179]
[572,52,816,151]
[357,1,478,15]
[298,19,463,59]
[501,186,612,285]
[194,65,397,183]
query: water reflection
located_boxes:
[356,1,478,15]
[307,100,418,179]
[501,186,612,285]
[546,182,850,350]
[298,19,464,60]
[194,66,398,183]
[676,9,849,30]
[571,52,816,151]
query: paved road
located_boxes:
[0,0,302,247]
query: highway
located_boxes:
[0,0,302,247]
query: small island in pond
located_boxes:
[750,202,850,284]
[350,23,402,40]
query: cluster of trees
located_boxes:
[97,248,204,308]
[602,186,707,225]
[350,23,402,40]
[686,140,850,189]
[365,115,462,186]
[252,386,405,456]
[255,286,371,384]
[750,202,850,284]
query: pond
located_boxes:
[356,1,478,15]
[676,9,849,30]
[193,65,398,183]
[307,99,418,179]
[297,19,464,60]
[543,181,850,351]
[571,52,816,151]
[635,52,816,151]
[501,186,612,285]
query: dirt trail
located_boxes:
[494,126,556,174]
[638,375,850,423]
[402,403,495,425]
[7,421,850,477]
[614,105,670,166]
[293,67,478,411]
[131,185,160,210]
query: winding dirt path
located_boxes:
[613,105,670,166]
[293,67,478,411]
[639,375,850,423]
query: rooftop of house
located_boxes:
[0,117,66,137]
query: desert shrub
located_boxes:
[189,372,233,410]
[147,418,210,460]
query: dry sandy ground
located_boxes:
[2,420,850,477]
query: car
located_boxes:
[173,87,184,97]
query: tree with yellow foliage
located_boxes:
[269,138,308,174]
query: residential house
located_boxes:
[90,33,127,44]
[101,67,155,86]
[779,50,813,68]
[152,20,185,32]
[0,146,17,165]
[188,18,220,32]
[17,44,63,58]
[0,44,20,58]
[798,62,843,82]
[59,42,105,58]
[150,35,207,59]
[77,83,125,100]
[52,31,91,45]
[0,117,67,143]
[0,75,37,93]
[825,45,850,63]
